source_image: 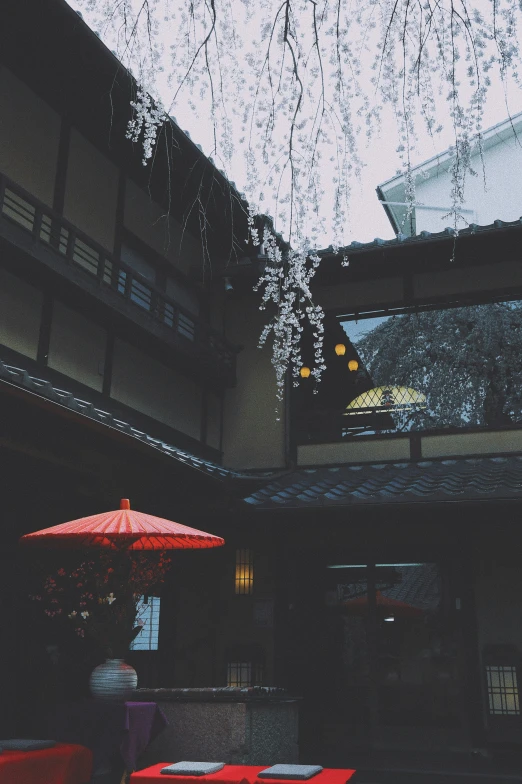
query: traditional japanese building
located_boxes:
[2,0,522,777]
[377,111,522,236]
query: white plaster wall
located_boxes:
[298,438,411,466]
[206,392,222,451]
[0,67,60,206]
[63,129,119,252]
[414,136,522,233]
[111,338,202,439]
[222,298,286,470]
[48,301,106,391]
[422,429,522,457]
[124,179,204,276]
[0,268,43,359]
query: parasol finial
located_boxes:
[120,499,131,510]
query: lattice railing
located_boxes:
[0,173,235,377]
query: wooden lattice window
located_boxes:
[486,665,520,715]
[226,661,264,687]
[235,549,254,595]
[226,644,264,687]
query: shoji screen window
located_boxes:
[130,596,161,651]
[483,645,521,722]
[486,665,520,715]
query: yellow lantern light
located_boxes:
[335,343,346,356]
[348,359,359,372]
[300,366,311,378]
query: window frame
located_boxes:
[129,595,161,652]
[295,289,522,445]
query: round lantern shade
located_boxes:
[335,343,346,356]
[348,359,359,372]
[19,499,225,551]
[300,366,311,378]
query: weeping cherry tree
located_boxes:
[72,0,522,400]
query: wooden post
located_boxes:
[365,562,380,747]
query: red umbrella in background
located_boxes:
[19,498,225,551]
[20,499,224,695]
[341,590,423,618]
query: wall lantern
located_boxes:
[335,343,346,356]
[235,549,254,595]
[348,359,359,372]
[300,366,311,378]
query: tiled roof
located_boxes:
[377,110,522,192]
[0,358,243,482]
[244,455,522,508]
[5,356,522,507]
[318,216,522,258]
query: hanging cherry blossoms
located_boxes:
[72,0,522,399]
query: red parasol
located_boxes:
[19,499,225,551]
[341,590,423,618]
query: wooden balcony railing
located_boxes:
[0,172,236,380]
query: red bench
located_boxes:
[0,742,92,784]
[130,764,357,784]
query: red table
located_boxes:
[0,742,92,784]
[130,764,357,784]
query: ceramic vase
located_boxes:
[89,658,138,701]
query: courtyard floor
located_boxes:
[326,747,522,783]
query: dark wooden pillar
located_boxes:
[365,562,380,747]
[273,544,294,690]
[458,537,487,748]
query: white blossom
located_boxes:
[72,0,522,401]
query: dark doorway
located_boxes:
[322,560,470,752]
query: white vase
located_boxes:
[89,658,138,701]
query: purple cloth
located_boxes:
[46,699,167,774]
[121,702,167,771]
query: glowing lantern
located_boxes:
[335,343,346,356]
[300,366,311,378]
[348,359,359,372]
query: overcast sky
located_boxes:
[67,1,522,245]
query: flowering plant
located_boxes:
[30,551,171,658]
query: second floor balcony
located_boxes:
[0,172,237,386]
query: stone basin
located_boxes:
[132,687,301,767]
